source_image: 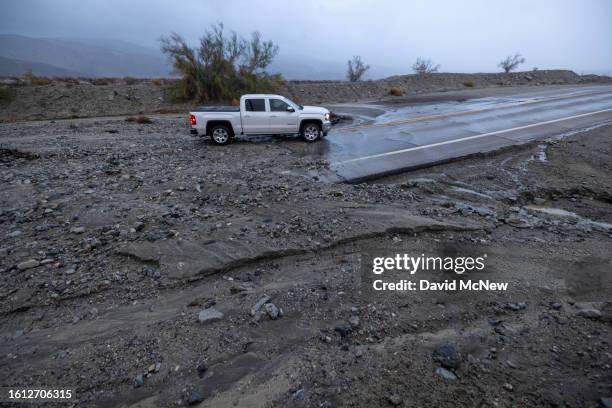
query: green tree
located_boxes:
[161,23,281,102]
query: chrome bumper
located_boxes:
[323,120,332,133]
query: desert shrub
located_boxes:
[152,78,163,86]
[124,77,138,85]
[346,56,369,82]
[462,79,475,87]
[0,86,16,103]
[54,77,80,85]
[413,58,439,75]
[388,87,403,96]
[126,116,152,124]
[161,23,281,102]
[92,78,111,86]
[24,71,52,86]
[499,54,525,73]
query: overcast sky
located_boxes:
[1,0,611,74]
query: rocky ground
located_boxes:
[0,106,611,407]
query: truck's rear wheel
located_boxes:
[301,122,322,143]
[210,125,231,145]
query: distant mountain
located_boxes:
[0,34,402,80]
[0,34,172,77]
[0,56,86,77]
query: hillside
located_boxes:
[0,34,171,77]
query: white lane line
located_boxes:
[337,89,612,132]
[334,108,612,165]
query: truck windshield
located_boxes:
[285,98,303,110]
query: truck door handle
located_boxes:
[243,115,251,118]
[270,115,278,118]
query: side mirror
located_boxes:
[286,106,295,112]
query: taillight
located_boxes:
[189,114,196,126]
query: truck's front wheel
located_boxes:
[301,122,322,143]
[210,125,231,145]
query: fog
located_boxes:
[1,0,611,75]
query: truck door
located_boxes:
[242,98,269,134]
[268,98,298,133]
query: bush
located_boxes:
[0,86,16,103]
[124,77,138,85]
[412,58,439,75]
[499,54,525,73]
[92,78,112,86]
[126,116,152,124]
[152,78,164,86]
[24,71,52,86]
[346,56,369,82]
[462,80,475,87]
[388,87,403,96]
[161,23,281,102]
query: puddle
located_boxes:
[526,205,612,231]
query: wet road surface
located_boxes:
[326,85,612,182]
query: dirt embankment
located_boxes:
[279,69,604,104]
[1,70,610,122]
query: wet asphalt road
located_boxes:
[326,85,612,182]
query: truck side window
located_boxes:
[245,99,266,112]
[269,99,290,112]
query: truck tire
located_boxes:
[210,125,231,145]
[301,122,322,143]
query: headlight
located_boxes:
[324,113,330,121]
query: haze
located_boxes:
[1,0,611,77]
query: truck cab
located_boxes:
[189,94,332,145]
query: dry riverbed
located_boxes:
[0,115,611,407]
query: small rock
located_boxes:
[154,362,161,373]
[17,259,40,270]
[187,390,204,405]
[148,363,156,373]
[503,383,514,391]
[550,302,562,310]
[577,308,602,319]
[198,307,223,324]
[70,226,86,234]
[8,230,22,238]
[600,397,612,408]
[433,344,461,369]
[264,303,280,319]
[292,389,304,401]
[386,394,402,406]
[435,367,457,381]
[348,315,360,328]
[133,374,144,388]
[334,324,352,338]
[250,295,271,316]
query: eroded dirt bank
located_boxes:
[0,115,611,407]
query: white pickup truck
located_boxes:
[189,94,332,145]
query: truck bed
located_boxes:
[191,106,240,112]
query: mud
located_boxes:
[0,107,611,407]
